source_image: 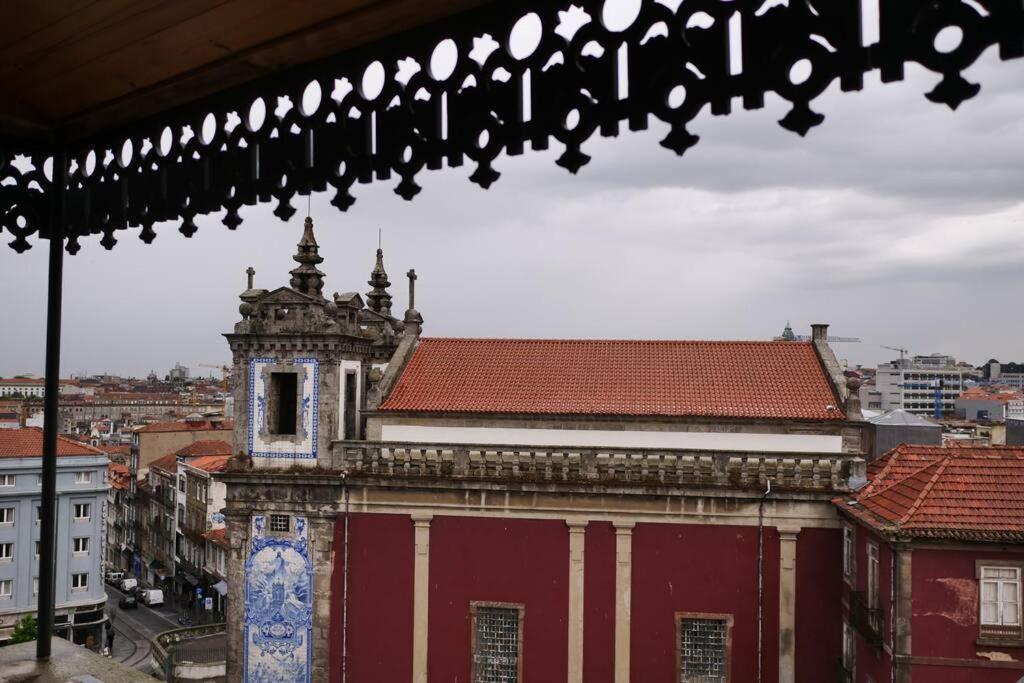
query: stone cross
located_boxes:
[246,267,255,289]
[407,269,417,310]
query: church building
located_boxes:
[220,217,868,683]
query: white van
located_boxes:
[105,571,124,585]
[119,577,138,593]
[140,589,164,607]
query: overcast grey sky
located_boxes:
[1,47,1022,379]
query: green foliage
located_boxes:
[8,615,37,644]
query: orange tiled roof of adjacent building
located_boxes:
[108,462,131,490]
[174,440,233,458]
[380,338,844,421]
[837,444,1024,542]
[149,453,180,474]
[0,427,104,458]
[205,527,228,546]
[136,419,232,433]
[187,454,231,473]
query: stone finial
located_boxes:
[246,266,255,290]
[404,268,423,332]
[366,239,392,315]
[289,216,326,298]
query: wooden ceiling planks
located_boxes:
[0,0,491,141]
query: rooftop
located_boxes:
[175,440,233,458]
[137,419,232,434]
[0,427,105,458]
[205,527,228,546]
[149,453,180,474]
[836,444,1024,542]
[380,338,844,421]
[187,454,232,473]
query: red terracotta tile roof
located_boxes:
[837,444,1024,542]
[149,453,180,474]
[175,440,233,458]
[137,419,232,434]
[0,427,104,458]
[205,527,228,546]
[108,462,131,490]
[380,338,844,421]
[186,454,231,473]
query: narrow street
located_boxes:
[104,584,182,674]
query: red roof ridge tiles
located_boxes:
[380,337,843,421]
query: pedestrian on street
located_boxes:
[106,627,115,655]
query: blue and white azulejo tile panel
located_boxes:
[244,515,313,683]
[247,357,319,460]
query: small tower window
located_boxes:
[343,371,357,440]
[269,372,298,435]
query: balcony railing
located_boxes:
[330,440,865,492]
[849,590,883,647]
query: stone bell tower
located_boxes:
[224,216,408,467]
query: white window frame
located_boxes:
[0,542,12,561]
[73,503,91,522]
[0,474,14,487]
[74,471,92,485]
[32,577,38,595]
[842,621,856,679]
[72,537,90,555]
[980,565,1021,629]
[0,579,11,598]
[71,572,89,591]
[842,524,855,583]
[0,507,13,526]
[867,543,880,611]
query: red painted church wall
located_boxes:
[630,522,780,683]
[583,521,616,683]
[795,527,844,683]
[911,547,1024,682]
[427,516,570,682]
[330,512,415,683]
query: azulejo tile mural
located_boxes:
[244,515,313,682]
[247,357,319,460]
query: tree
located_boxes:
[8,615,37,644]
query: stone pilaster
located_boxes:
[411,512,433,683]
[613,521,635,683]
[894,544,913,683]
[223,509,251,683]
[778,525,801,683]
[567,520,588,683]
[308,514,337,683]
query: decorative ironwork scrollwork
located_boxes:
[1,0,1021,253]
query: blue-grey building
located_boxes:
[0,428,109,645]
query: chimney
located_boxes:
[811,323,829,343]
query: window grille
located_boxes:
[678,615,729,683]
[269,514,290,533]
[472,603,522,683]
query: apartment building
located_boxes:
[874,354,978,416]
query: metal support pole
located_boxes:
[37,150,67,659]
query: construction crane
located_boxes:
[881,345,908,364]
[199,364,231,393]
[793,334,861,343]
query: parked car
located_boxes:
[139,589,164,607]
[105,571,124,586]
[119,577,137,593]
[118,594,137,609]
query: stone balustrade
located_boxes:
[330,441,866,492]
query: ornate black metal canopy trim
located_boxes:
[2,0,1021,254]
